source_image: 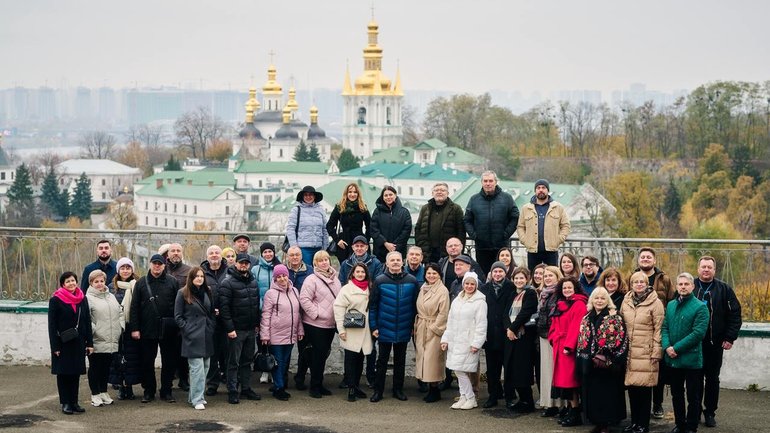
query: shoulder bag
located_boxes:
[343,309,366,328]
[145,281,178,340]
[282,206,301,253]
[58,305,82,343]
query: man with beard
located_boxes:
[414,182,466,263]
[201,245,229,396]
[163,242,192,391]
[81,239,117,294]
[579,255,603,295]
[517,179,571,271]
[693,256,742,428]
[232,234,258,267]
[437,238,484,289]
[464,171,520,274]
[635,247,675,419]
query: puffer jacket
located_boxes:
[414,197,466,260]
[369,270,419,343]
[463,185,519,250]
[662,293,709,369]
[260,280,304,345]
[442,289,488,372]
[622,290,664,387]
[252,257,279,306]
[287,201,329,250]
[370,196,413,262]
[129,270,179,338]
[87,288,124,353]
[517,196,570,253]
[338,252,383,284]
[219,266,260,333]
[299,268,341,329]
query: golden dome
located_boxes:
[263,64,283,95]
[281,105,291,124]
[310,105,319,124]
[345,19,398,96]
[244,87,258,122]
[287,87,299,112]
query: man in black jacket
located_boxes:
[463,171,520,274]
[693,256,742,428]
[129,254,180,403]
[479,261,514,408]
[201,245,229,396]
[438,238,484,289]
[219,253,262,404]
[80,239,116,294]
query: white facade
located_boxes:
[58,159,142,204]
[135,186,245,232]
[342,94,403,159]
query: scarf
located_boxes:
[54,287,84,312]
[539,283,556,303]
[421,280,441,292]
[352,278,368,290]
[316,266,336,280]
[341,200,361,214]
[632,286,653,306]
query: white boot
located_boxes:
[451,395,467,409]
[260,372,269,384]
[99,392,114,405]
[91,394,104,407]
[460,396,477,410]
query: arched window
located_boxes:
[386,107,392,125]
[357,107,367,125]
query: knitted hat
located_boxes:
[535,179,550,191]
[490,261,507,273]
[462,271,479,286]
[273,264,289,280]
[260,242,276,254]
[158,243,171,256]
[116,257,134,271]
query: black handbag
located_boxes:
[145,282,177,340]
[343,309,366,329]
[58,305,82,343]
[254,345,277,372]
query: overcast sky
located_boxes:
[2,0,768,94]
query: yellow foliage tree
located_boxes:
[603,172,662,238]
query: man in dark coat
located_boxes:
[438,238,484,289]
[81,239,116,294]
[201,245,229,396]
[463,171,519,274]
[129,254,180,403]
[693,256,742,428]
[479,261,514,408]
[218,253,262,404]
[163,242,192,391]
[414,182,466,263]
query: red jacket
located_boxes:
[548,293,588,389]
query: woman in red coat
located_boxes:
[548,276,588,427]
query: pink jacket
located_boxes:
[260,280,304,345]
[299,269,341,329]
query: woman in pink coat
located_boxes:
[548,276,588,427]
[260,265,304,401]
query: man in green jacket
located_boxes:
[662,272,709,433]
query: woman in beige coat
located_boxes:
[333,263,373,402]
[621,271,664,433]
[414,263,450,403]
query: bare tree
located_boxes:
[401,104,421,145]
[79,131,117,159]
[174,107,229,160]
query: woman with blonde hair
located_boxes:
[327,182,371,262]
[221,248,237,267]
[536,265,563,417]
[86,269,124,407]
[414,263,450,403]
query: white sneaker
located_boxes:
[91,394,104,407]
[260,372,269,384]
[460,396,478,410]
[451,396,467,409]
[201,399,207,405]
[194,403,205,410]
[99,392,113,405]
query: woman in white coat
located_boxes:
[441,272,487,410]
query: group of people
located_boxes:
[47,174,742,433]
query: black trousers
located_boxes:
[670,367,703,431]
[366,339,377,384]
[374,341,408,393]
[140,336,180,396]
[205,327,228,390]
[294,337,310,384]
[653,362,667,406]
[87,352,112,394]
[516,385,534,405]
[701,342,724,416]
[344,349,365,388]
[475,249,498,275]
[628,385,653,429]
[527,251,559,272]
[485,348,507,399]
[304,324,336,390]
[56,374,81,404]
[226,329,255,392]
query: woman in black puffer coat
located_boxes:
[326,182,371,263]
[107,257,142,399]
[370,186,412,263]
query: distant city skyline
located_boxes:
[2,1,768,96]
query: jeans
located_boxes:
[188,357,210,405]
[300,247,321,269]
[269,344,294,391]
[527,251,559,272]
[701,341,724,416]
[140,336,180,396]
[670,367,703,431]
[374,341,408,393]
[87,352,112,394]
[226,329,255,392]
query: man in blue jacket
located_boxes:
[369,251,418,403]
[81,239,116,294]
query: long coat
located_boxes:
[326,202,371,262]
[622,290,664,387]
[548,294,588,389]
[108,280,141,385]
[370,196,413,263]
[502,287,539,387]
[442,290,487,373]
[479,279,514,351]
[174,289,216,359]
[87,289,124,353]
[413,281,450,382]
[48,295,93,375]
[333,282,373,355]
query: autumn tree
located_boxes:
[106,199,138,230]
[79,131,117,159]
[174,107,229,159]
[116,141,150,174]
[603,172,661,238]
[728,176,768,237]
[207,139,233,162]
[401,104,421,145]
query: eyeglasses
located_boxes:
[582,263,596,268]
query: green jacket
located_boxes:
[662,294,709,369]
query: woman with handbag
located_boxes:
[577,287,628,433]
[260,264,304,401]
[327,182,371,263]
[252,242,281,384]
[174,267,216,410]
[502,267,539,413]
[333,263,373,402]
[48,271,94,415]
[298,250,341,398]
[108,257,141,400]
[413,263,450,403]
[86,270,124,407]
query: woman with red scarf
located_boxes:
[48,271,94,415]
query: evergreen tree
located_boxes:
[164,154,181,171]
[307,142,321,162]
[70,172,92,222]
[662,177,682,223]
[39,168,64,219]
[58,188,71,219]
[293,140,310,161]
[337,148,360,172]
[6,163,39,226]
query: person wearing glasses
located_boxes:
[414,182,466,264]
[579,256,603,296]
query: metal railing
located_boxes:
[2,227,769,321]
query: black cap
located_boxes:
[232,233,250,243]
[150,254,166,265]
[236,253,251,263]
[454,255,473,265]
[352,235,368,245]
[535,179,550,191]
[260,242,276,254]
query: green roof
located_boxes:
[413,138,448,150]
[339,162,474,182]
[365,139,484,166]
[136,169,235,187]
[315,179,383,211]
[450,178,588,210]
[136,183,237,201]
[234,161,329,174]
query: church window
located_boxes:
[357,107,367,125]
[386,107,392,125]
[279,149,283,158]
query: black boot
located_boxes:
[561,406,583,427]
[348,388,357,402]
[424,386,441,403]
[118,386,128,400]
[558,406,570,424]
